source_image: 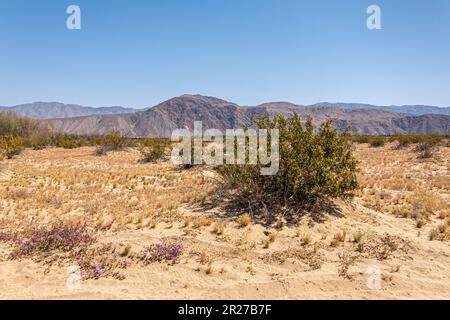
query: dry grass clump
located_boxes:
[262,232,277,249]
[330,230,347,247]
[211,221,226,235]
[263,247,324,270]
[416,219,427,228]
[205,264,213,275]
[296,230,312,246]
[191,216,213,229]
[237,214,252,228]
[429,220,450,241]
[408,191,447,220]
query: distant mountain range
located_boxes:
[1,100,449,120]
[0,102,138,119]
[39,95,450,136]
[313,103,450,116]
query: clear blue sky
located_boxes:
[1,0,449,108]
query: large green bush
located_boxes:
[0,112,41,138]
[216,114,358,209]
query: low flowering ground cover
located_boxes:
[139,241,183,264]
[0,223,95,259]
[0,223,183,280]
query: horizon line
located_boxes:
[1,94,449,110]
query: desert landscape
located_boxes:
[0,140,448,299]
[1,0,449,307]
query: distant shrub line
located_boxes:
[0,111,171,161]
[1,112,448,162]
[347,134,448,147]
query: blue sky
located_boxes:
[1,0,449,108]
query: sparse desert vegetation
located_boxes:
[0,120,449,298]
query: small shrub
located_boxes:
[415,142,437,159]
[337,252,359,279]
[139,241,183,264]
[95,145,108,156]
[369,137,385,147]
[0,112,42,138]
[139,140,168,163]
[0,135,24,159]
[56,136,84,149]
[97,131,129,154]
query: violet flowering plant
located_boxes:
[0,223,95,259]
[0,223,128,280]
[140,241,183,265]
[75,243,129,280]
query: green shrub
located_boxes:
[139,140,168,163]
[390,135,441,149]
[55,135,85,149]
[347,135,386,147]
[348,136,371,144]
[369,137,385,147]
[94,131,129,156]
[0,112,42,138]
[99,131,129,150]
[216,114,358,211]
[0,112,56,152]
[26,136,51,150]
[0,135,25,159]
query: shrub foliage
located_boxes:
[139,138,169,163]
[216,114,359,209]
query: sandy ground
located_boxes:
[0,144,449,299]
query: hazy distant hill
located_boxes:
[44,95,450,136]
[313,102,450,116]
[0,102,137,119]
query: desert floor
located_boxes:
[0,143,449,299]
